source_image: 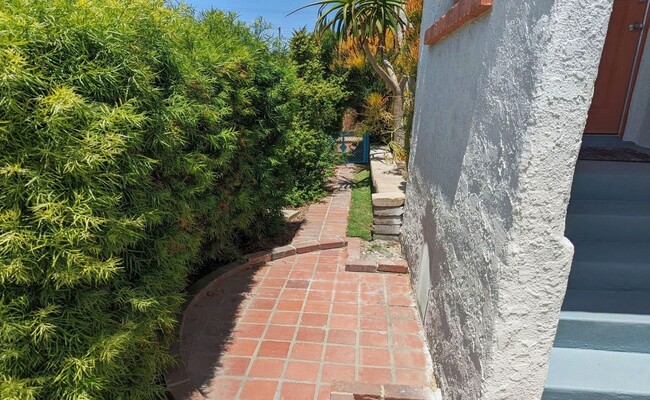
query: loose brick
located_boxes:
[271,245,296,260]
[320,237,348,250]
[346,259,377,273]
[378,260,408,274]
[295,240,321,254]
[247,250,271,265]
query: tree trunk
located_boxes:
[392,92,405,148]
[361,42,407,148]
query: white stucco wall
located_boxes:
[402,1,613,399]
[624,32,650,148]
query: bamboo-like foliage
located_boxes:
[0,1,305,398]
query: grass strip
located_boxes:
[347,166,373,241]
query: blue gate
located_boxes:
[335,132,370,164]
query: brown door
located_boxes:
[585,0,649,135]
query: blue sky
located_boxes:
[178,0,320,36]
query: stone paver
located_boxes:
[171,165,434,400]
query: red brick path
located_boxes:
[171,166,434,400]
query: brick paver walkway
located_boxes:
[292,165,355,244]
[172,166,434,400]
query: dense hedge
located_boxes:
[0,1,342,398]
[283,29,348,206]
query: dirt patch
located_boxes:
[360,239,404,262]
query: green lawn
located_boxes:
[347,166,373,241]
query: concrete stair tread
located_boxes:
[568,200,650,216]
[562,290,650,315]
[561,310,650,324]
[572,242,650,264]
[575,160,650,176]
[555,310,650,353]
[545,348,650,398]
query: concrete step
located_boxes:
[562,290,650,315]
[571,161,650,202]
[555,311,650,353]
[543,348,650,400]
[565,201,650,242]
[568,261,650,291]
[568,243,650,291]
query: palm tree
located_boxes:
[292,0,410,149]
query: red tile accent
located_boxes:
[424,0,493,45]
[286,279,310,289]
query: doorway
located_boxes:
[585,0,650,135]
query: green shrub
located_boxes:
[0,1,293,398]
[283,29,348,206]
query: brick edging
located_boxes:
[423,0,493,46]
[165,238,348,391]
[344,237,409,274]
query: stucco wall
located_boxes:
[624,32,650,148]
[402,1,613,399]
